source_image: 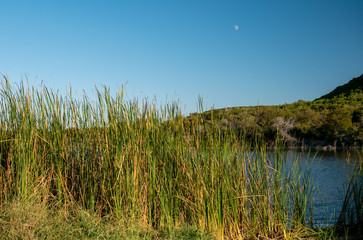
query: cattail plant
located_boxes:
[0,75,339,239]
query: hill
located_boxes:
[317,74,363,100]
[185,75,363,149]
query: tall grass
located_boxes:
[0,76,327,239]
[335,151,363,237]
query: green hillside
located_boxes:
[185,75,363,149]
[318,74,363,100]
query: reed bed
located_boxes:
[0,76,348,239]
[335,152,363,238]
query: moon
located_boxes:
[234,25,239,30]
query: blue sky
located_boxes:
[1,0,362,114]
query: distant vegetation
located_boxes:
[318,74,363,100]
[186,74,363,149]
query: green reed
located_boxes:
[0,76,323,239]
[336,151,363,236]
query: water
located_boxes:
[280,150,361,226]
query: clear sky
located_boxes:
[1,0,363,114]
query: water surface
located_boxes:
[281,150,361,226]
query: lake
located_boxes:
[279,150,361,226]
